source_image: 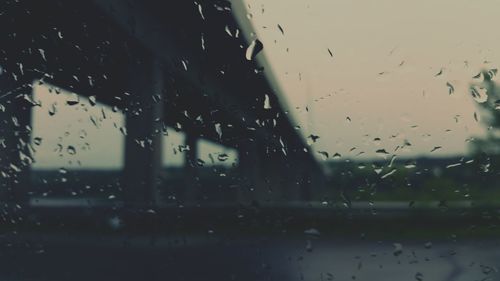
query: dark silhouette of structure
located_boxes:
[0,0,325,211]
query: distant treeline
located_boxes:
[30,165,240,203]
[323,154,500,203]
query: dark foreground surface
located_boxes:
[0,202,498,281]
[0,227,499,281]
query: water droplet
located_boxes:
[430,146,442,153]
[327,48,333,58]
[277,24,284,35]
[486,68,498,79]
[38,49,46,61]
[317,151,329,160]
[33,137,42,146]
[446,82,454,95]
[195,2,205,20]
[217,153,229,161]
[197,159,206,166]
[88,95,97,106]
[67,145,76,155]
[494,100,500,110]
[181,59,188,71]
[264,94,271,109]
[388,155,397,167]
[48,103,57,116]
[245,39,263,61]
[446,162,461,168]
[21,93,40,107]
[375,149,389,156]
[215,123,222,139]
[473,111,480,122]
[307,134,320,145]
[373,164,383,174]
[108,215,122,230]
[381,169,396,179]
[470,85,488,103]
[305,240,313,252]
[9,163,21,173]
[66,94,80,106]
[480,265,495,275]
[200,33,205,50]
[393,243,403,256]
[304,228,321,236]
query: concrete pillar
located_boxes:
[258,146,284,203]
[238,141,266,204]
[299,166,312,202]
[183,133,198,204]
[185,134,198,169]
[239,140,313,204]
[296,151,315,202]
[0,71,33,205]
[123,55,164,208]
[256,144,304,203]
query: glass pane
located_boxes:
[1,0,499,280]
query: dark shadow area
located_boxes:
[1,0,500,280]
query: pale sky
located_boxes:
[31,83,237,170]
[236,0,500,160]
[31,0,500,168]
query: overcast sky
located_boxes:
[237,0,500,160]
[31,84,237,170]
[31,0,500,169]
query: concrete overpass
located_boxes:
[0,0,325,210]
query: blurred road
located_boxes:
[0,231,497,281]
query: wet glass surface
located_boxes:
[1,0,500,280]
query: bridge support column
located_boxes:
[183,134,198,204]
[123,56,164,208]
[0,72,33,205]
[259,146,284,203]
[238,141,266,204]
[256,144,302,203]
[293,151,315,202]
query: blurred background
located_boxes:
[1,0,500,280]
